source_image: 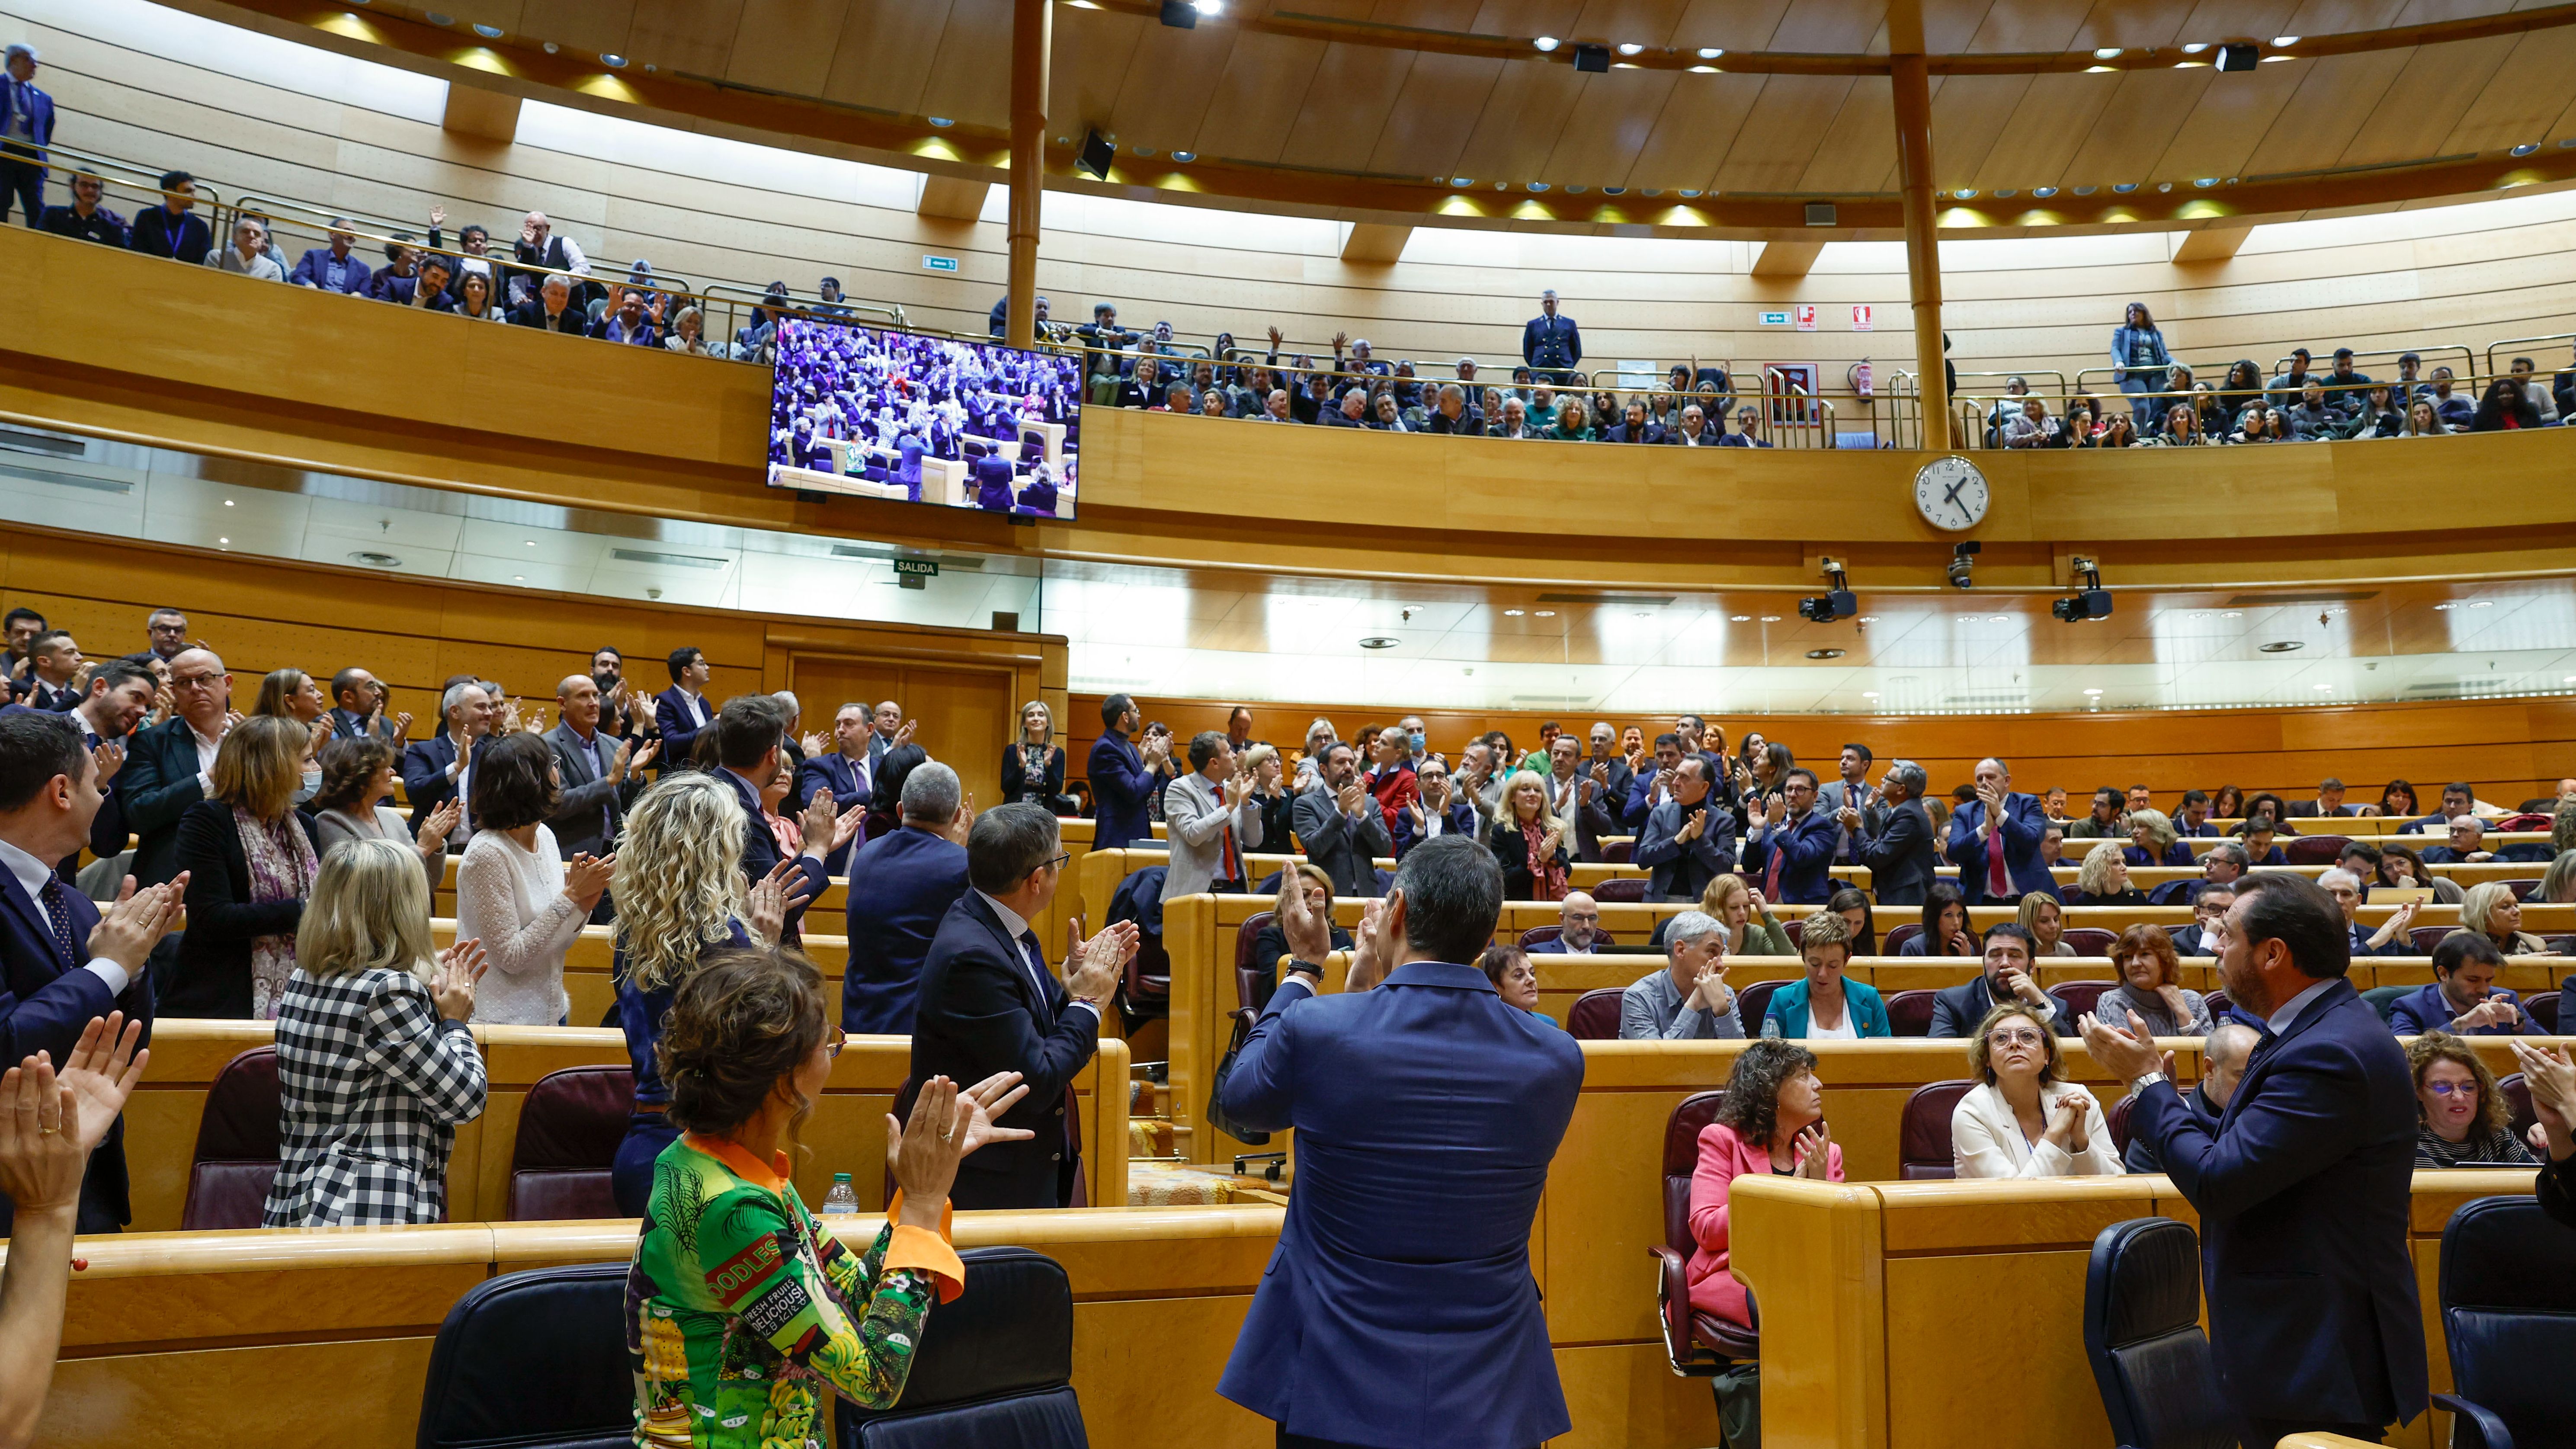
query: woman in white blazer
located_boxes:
[1952,999,2125,1178]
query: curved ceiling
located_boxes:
[186,0,2576,231]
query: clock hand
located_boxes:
[1943,480,1964,507]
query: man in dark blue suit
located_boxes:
[841,762,970,1035]
[325,667,405,744]
[909,804,1137,1209]
[0,44,55,228]
[2397,781,2474,834]
[1742,768,1839,905]
[45,660,159,881]
[1944,756,2052,905]
[2085,872,2426,1446]
[795,702,876,875]
[1219,835,1584,1449]
[400,680,493,843]
[709,696,846,943]
[1086,692,1163,851]
[288,218,373,294]
[0,709,185,1234]
[113,646,231,888]
[654,647,713,773]
[1855,759,1938,906]
[15,629,81,712]
[1519,288,1582,386]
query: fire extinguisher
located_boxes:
[1848,359,1875,401]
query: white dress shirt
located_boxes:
[2265,976,2336,1038]
[192,724,222,796]
[974,889,1099,1026]
[0,838,128,994]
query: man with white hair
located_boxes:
[402,680,493,845]
[2417,815,2493,865]
[2318,868,2420,959]
[1528,891,1607,956]
[508,209,589,308]
[510,272,584,334]
[1618,910,1742,1039]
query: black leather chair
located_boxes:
[840,1246,1088,1448]
[416,1262,630,1449]
[1897,1080,1974,1180]
[1565,987,1624,1040]
[2082,1217,2237,1449]
[1647,1089,1757,1374]
[181,1045,280,1230]
[507,1064,634,1220]
[2435,1194,2576,1449]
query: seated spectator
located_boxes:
[1983,375,2031,441]
[455,731,611,1027]
[1898,880,1978,958]
[1116,356,1166,410]
[1669,403,1720,446]
[1718,405,1772,446]
[2095,414,2139,448]
[2408,1031,2538,1166]
[1547,397,1595,442]
[2418,815,2493,864]
[167,716,321,1019]
[265,837,490,1225]
[2319,867,2418,958]
[589,286,659,346]
[1618,910,1742,1040]
[2122,1021,2258,1174]
[1603,400,1662,444]
[124,169,210,264]
[510,272,585,334]
[1200,389,1231,420]
[2470,376,2543,432]
[731,282,791,362]
[2421,367,2474,428]
[202,213,285,281]
[1479,944,1546,1020]
[2344,383,2405,438]
[2019,891,2076,957]
[453,269,504,321]
[1369,393,1410,432]
[2543,847,2576,904]
[1246,865,1350,1012]
[2282,381,2347,439]
[1527,891,1608,955]
[2002,396,2060,448]
[508,210,592,310]
[2373,842,2464,903]
[1684,1039,1840,1331]
[1685,873,1793,957]
[1929,923,2077,1037]
[1419,382,1483,435]
[1760,910,1890,1039]
[2058,398,2098,447]
[1952,1001,2123,1177]
[1825,886,1878,955]
[37,171,124,247]
[2095,923,2213,1036]
[2065,787,2124,840]
[310,737,453,893]
[2233,407,2283,443]
[2390,932,2541,1036]
[400,255,458,312]
[2508,356,2562,423]
[364,232,425,302]
[2120,808,2190,867]
[288,219,372,295]
[2457,879,2548,956]
[1488,395,1538,438]
[2235,817,2288,866]
[2039,821,2072,868]
[2071,841,2147,906]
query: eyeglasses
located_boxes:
[2423,1080,2478,1096]
[169,673,224,692]
[1987,1030,2047,1048]
[823,1026,846,1060]
[1040,852,1070,873]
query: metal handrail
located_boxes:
[2481,333,2576,385]
[40,141,223,224]
[701,281,909,334]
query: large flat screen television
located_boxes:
[764,316,1082,518]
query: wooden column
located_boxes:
[1006,0,1051,349]
[1891,49,1949,452]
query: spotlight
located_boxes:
[1946,541,1980,590]
[2052,556,2114,622]
[1799,557,1858,622]
[1158,0,1197,27]
[1572,42,1610,72]
[1077,129,1115,180]
[2214,43,2258,72]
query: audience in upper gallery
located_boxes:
[2122,1021,2259,1175]
[2018,891,2075,956]
[2096,924,2213,1037]
[452,731,609,1027]
[2071,841,2148,906]
[2386,933,2541,1037]
[165,716,318,1019]
[1618,910,1742,1041]
[1928,924,2079,1038]
[1684,1037,1839,1334]
[1760,910,1891,1040]
[37,170,122,247]
[628,946,983,1449]
[837,762,970,1036]
[1899,881,1978,958]
[1480,943,1546,1019]
[2318,868,2419,958]
[1526,891,1607,956]
[1952,1000,2124,1178]
[124,170,209,264]
[2407,1031,2538,1167]
[309,738,455,894]
[264,838,489,1225]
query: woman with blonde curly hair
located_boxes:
[2408,1031,2538,1167]
[610,773,801,1215]
[2071,840,2147,905]
[1485,768,1569,900]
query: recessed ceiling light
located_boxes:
[1359,636,1399,650]
[2112,182,2138,193]
[927,116,955,128]
[1760,615,1782,622]
[1689,65,1718,73]
[2085,64,2115,72]
[1955,188,1979,199]
[2083,688,2104,695]
[472,22,503,38]
[424,10,453,23]
[2272,35,2300,46]
[223,499,234,506]
[1857,615,1878,622]
[2033,186,2057,197]
[2511,143,2540,157]
[1806,648,1845,660]
[1993,188,2018,197]
[1697,47,1722,59]
[1617,42,1643,55]
[1194,0,1221,13]
[2073,185,2097,195]
[513,574,525,582]
[1526,182,1551,192]
[1535,610,1557,618]
[1450,176,1474,186]
[2181,42,2209,53]
[2470,600,2495,608]
[1503,608,1524,616]
[599,53,627,67]
[2435,603,2458,611]
[2093,47,2122,59]
[2222,611,2242,617]
[525,539,537,546]
[2259,641,2304,653]
[1171,150,1195,161]
[2315,683,2334,691]
[1990,616,2011,623]
[2259,54,2292,62]
[1533,36,1559,51]
[349,551,401,568]
[1730,615,1752,622]
[1679,189,1702,198]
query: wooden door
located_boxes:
[786,654,1015,817]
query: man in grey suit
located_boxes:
[1293,741,1390,898]
[1815,741,1883,864]
[1854,758,1938,906]
[545,674,654,919]
[1636,757,1735,903]
[1160,731,1263,905]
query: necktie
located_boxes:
[38,878,78,968]
[1018,931,1057,1023]
[1986,804,2011,899]
[1216,782,1240,883]
[1764,817,1786,898]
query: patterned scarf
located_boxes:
[234,806,319,1019]
[1521,823,1569,902]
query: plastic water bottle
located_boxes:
[820,1173,859,1216]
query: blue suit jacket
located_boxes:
[0,868,146,1231]
[2382,981,2539,1035]
[654,687,710,768]
[1087,730,1154,851]
[718,766,827,941]
[2131,978,2427,1427]
[1520,314,1582,370]
[839,825,968,1035]
[111,716,210,888]
[1217,962,1584,1448]
[795,750,871,875]
[288,247,372,294]
[1743,809,1840,905]
[0,79,53,157]
[1943,793,2052,904]
[399,731,477,836]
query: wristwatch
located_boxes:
[1284,960,1327,986]
[2129,1071,2169,1092]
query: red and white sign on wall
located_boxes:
[1793,304,1817,331]
[1851,304,1874,332]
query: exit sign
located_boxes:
[921,254,960,272]
[893,558,941,577]
[1759,310,1791,327]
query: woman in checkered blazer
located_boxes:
[264,838,493,1228]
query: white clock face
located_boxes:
[1914,455,1989,532]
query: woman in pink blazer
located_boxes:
[1685,1039,1845,1325]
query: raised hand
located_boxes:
[0,1055,86,1217]
[892,718,919,750]
[565,852,614,910]
[91,739,124,788]
[56,1013,148,1153]
[1791,1122,1832,1180]
[798,787,841,855]
[1677,810,1707,843]
[393,710,414,743]
[801,731,826,758]
[88,877,185,976]
[1348,895,1394,993]
[1068,920,1139,1003]
[416,798,463,856]
[432,937,488,1022]
[1274,869,1333,962]
[429,203,446,226]
[745,861,799,944]
[2079,1008,2164,1083]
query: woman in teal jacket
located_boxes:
[1760,910,1893,1039]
